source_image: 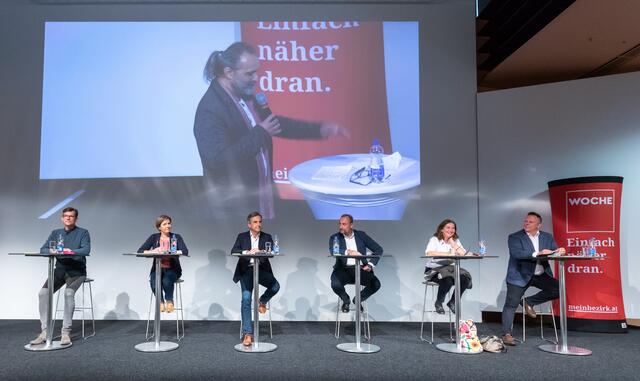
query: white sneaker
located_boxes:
[29,331,47,345]
[60,331,71,346]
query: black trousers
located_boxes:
[431,274,471,304]
[501,272,559,335]
[330,266,381,303]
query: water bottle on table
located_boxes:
[332,236,340,255]
[273,234,280,255]
[56,234,64,253]
[478,240,486,256]
[170,235,178,253]
[368,139,385,183]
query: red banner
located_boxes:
[548,176,626,333]
[241,21,391,199]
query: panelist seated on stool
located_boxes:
[328,214,383,314]
[137,214,189,314]
[424,219,472,315]
[501,211,564,346]
[30,207,91,347]
[231,211,280,347]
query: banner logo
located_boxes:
[566,189,615,233]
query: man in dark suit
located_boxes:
[194,42,347,219]
[329,214,383,313]
[231,211,280,346]
[501,211,566,345]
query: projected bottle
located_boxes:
[273,234,280,255]
[56,234,64,253]
[588,237,597,257]
[170,235,177,253]
[332,236,340,255]
[369,139,385,183]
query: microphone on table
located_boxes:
[254,92,274,120]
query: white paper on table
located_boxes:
[311,165,353,181]
[383,152,402,171]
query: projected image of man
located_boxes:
[194,42,347,219]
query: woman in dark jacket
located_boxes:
[137,215,188,313]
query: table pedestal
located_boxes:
[337,257,380,354]
[435,258,479,355]
[132,256,179,353]
[539,259,592,356]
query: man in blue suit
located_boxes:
[231,211,280,347]
[329,214,383,313]
[501,212,565,345]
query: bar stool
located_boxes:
[334,285,371,340]
[146,278,185,341]
[420,280,454,344]
[238,299,273,339]
[518,295,558,344]
[53,277,96,339]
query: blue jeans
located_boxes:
[240,267,280,335]
[149,268,179,302]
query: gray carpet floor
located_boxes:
[0,320,637,380]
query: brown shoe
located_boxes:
[258,302,267,314]
[502,333,516,346]
[523,300,537,319]
[165,301,174,313]
[159,302,166,312]
[242,333,253,347]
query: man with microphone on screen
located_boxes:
[194,42,347,219]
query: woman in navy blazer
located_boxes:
[137,215,189,313]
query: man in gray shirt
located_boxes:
[30,207,91,346]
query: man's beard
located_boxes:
[233,81,255,100]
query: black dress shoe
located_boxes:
[352,297,364,312]
[434,302,445,315]
[341,301,350,313]
[446,299,455,313]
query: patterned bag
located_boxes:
[458,319,483,353]
[480,335,507,353]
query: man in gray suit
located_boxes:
[501,212,565,345]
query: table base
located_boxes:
[134,341,179,353]
[436,343,482,355]
[24,341,71,352]
[539,344,592,356]
[336,342,380,354]
[234,342,278,353]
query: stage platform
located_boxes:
[1,320,636,380]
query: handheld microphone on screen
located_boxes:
[254,92,274,120]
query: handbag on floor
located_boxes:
[459,319,483,353]
[480,335,507,353]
